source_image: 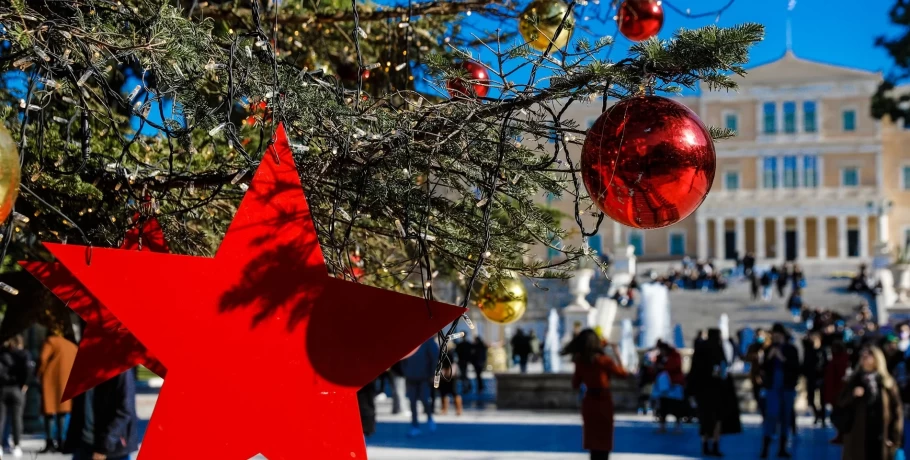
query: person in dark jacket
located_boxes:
[759,323,800,458]
[357,379,378,437]
[0,335,31,458]
[63,368,139,460]
[688,328,741,457]
[802,332,828,426]
[776,264,789,298]
[400,337,440,438]
[743,252,756,277]
[454,338,473,393]
[511,330,532,374]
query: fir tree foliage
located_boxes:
[873,0,910,125]
[0,0,762,300]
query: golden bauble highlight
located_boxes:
[474,277,528,325]
[519,0,575,52]
[0,125,21,224]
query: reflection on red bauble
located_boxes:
[617,0,664,42]
[447,60,490,99]
[581,95,716,229]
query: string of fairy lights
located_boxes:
[0,0,745,388]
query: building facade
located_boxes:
[540,52,910,266]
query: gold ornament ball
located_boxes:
[519,0,575,52]
[474,278,528,325]
[0,125,20,224]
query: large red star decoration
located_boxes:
[43,123,465,459]
[21,216,169,402]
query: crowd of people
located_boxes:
[0,329,140,460]
[647,257,729,293]
[359,336,491,438]
[552,278,908,460]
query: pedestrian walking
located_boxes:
[567,329,627,460]
[688,328,741,457]
[759,323,800,458]
[471,337,488,395]
[37,330,77,453]
[826,339,852,444]
[357,379,378,438]
[400,337,439,437]
[62,368,139,460]
[746,329,771,416]
[511,330,532,374]
[776,264,789,299]
[455,338,473,394]
[0,336,30,458]
[437,342,463,416]
[803,332,828,426]
[837,346,903,460]
[651,341,686,432]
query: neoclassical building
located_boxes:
[540,51,910,266]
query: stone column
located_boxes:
[838,215,848,260]
[697,216,708,261]
[817,216,828,260]
[714,218,725,260]
[735,217,746,260]
[859,214,870,259]
[775,215,786,261]
[797,215,807,261]
[879,213,890,249]
[755,216,766,260]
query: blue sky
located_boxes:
[454,0,900,96]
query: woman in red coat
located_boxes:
[569,329,628,460]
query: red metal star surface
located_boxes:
[44,124,464,459]
[21,216,169,402]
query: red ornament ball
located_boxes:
[447,61,490,99]
[581,96,716,229]
[617,0,664,42]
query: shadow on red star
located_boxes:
[43,123,465,459]
[21,216,169,402]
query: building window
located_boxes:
[628,232,644,256]
[669,232,686,256]
[902,165,910,190]
[803,155,818,188]
[588,234,602,255]
[842,167,859,187]
[783,156,798,188]
[763,157,778,189]
[783,101,796,134]
[803,101,817,133]
[842,109,857,132]
[724,171,740,190]
[724,113,738,133]
[763,102,776,134]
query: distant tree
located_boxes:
[873,0,910,125]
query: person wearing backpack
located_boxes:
[0,335,31,458]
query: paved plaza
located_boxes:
[3,409,844,460]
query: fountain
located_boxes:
[638,281,671,349]
[719,313,734,363]
[543,308,561,373]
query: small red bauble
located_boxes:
[245,101,270,126]
[447,60,490,99]
[617,0,664,42]
[581,95,716,229]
